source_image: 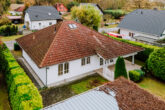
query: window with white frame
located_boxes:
[81,57,90,66]
[100,58,104,66]
[58,62,69,76]
[49,22,52,25]
[39,23,41,26]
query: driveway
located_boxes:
[4,40,16,50]
[99,27,119,33]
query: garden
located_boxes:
[108,34,165,101]
[40,74,108,107]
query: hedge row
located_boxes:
[0,25,18,36]
[104,10,126,19]
[0,44,43,110]
[105,34,160,61]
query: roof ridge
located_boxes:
[39,21,64,67]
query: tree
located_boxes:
[115,56,128,79]
[71,5,102,30]
[148,48,165,81]
[67,1,79,11]
[0,0,11,15]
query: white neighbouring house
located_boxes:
[24,6,61,30]
[118,9,165,44]
[16,20,143,87]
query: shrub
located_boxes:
[105,34,160,62]
[104,10,126,19]
[67,1,79,11]
[0,25,18,36]
[0,44,43,110]
[0,17,11,26]
[14,43,21,51]
[129,69,145,82]
[148,48,165,81]
[115,56,128,79]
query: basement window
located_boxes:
[68,24,77,29]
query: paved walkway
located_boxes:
[4,40,16,50]
[95,60,141,81]
[17,58,45,89]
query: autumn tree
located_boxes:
[71,5,102,30]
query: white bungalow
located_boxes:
[24,6,61,30]
[16,20,143,87]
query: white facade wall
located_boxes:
[24,13,57,30]
[22,50,47,85]
[23,48,136,87]
[120,28,162,40]
[9,11,22,15]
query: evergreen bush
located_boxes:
[115,56,128,79]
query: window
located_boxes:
[58,64,63,76]
[39,23,41,26]
[110,59,113,63]
[129,32,134,37]
[100,58,103,66]
[58,62,69,76]
[87,57,90,64]
[64,62,69,74]
[68,24,77,29]
[49,22,52,25]
[81,58,86,66]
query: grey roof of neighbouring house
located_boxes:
[43,89,119,110]
[26,6,61,21]
[118,9,165,37]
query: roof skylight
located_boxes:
[68,24,77,29]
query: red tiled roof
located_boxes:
[16,20,143,68]
[15,6,25,12]
[99,77,165,110]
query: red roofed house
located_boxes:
[16,20,143,87]
[9,6,25,16]
[54,3,68,14]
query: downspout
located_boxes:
[46,67,49,87]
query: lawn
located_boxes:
[138,76,165,101]
[0,73,11,110]
[1,35,23,42]
[40,74,108,107]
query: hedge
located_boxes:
[0,24,18,36]
[148,48,165,81]
[129,69,145,82]
[0,44,43,110]
[104,10,126,19]
[105,34,160,62]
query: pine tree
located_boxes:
[115,56,128,79]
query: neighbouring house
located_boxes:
[54,3,68,14]
[24,6,61,30]
[16,20,143,87]
[80,3,104,16]
[118,9,165,44]
[9,4,24,16]
[43,77,165,110]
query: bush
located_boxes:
[67,1,79,11]
[104,10,126,19]
[14,43,21,51]
[0,17,11,26]
[115,56,128,79]
[129,69,145,82]
[0,44,43,110]
[105,34,160,62]
[0,25,18,36]
[148,48,165,81]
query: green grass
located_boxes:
[41,74,108,107]
[126,57,145,66]
[1,35,23,42]
[138,77,165,101]
[0,73,11,110]
[71,74,108,94]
